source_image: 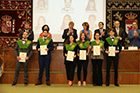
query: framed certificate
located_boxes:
[40,45,48,55]
[93,45,100,56]
[109,46,115,57]
[66,51,75,62]
[79,50,86,60]
[19,52,27,62]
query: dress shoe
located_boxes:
[24,82,28,86]
[12,82,17,86]
[46,82,51,86]
[35,81,42,85]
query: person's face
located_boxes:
[89,16,96,25]
[89,1,95,8]
[99,23,104,29]
[132,22,138,29]
[43,31,48,37]
[22,32,28,39]
[109,31,114,37]
[69,36,74,42]
[39,17,45,26]
[83,25,87,30]
[81,33,85,40]
[44,26,48,30]
[38,0,45,7]
[24,24,30,29]
[65,0,71,8]
[69,24,74,29]
[95,33,100,40]
[64,16,70,25]
[114,22,120,28]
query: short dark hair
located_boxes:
[99,22,104,25]
[42,24,50,32]
[108,28,115,33]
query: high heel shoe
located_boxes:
[83,81,86,87]
[67,80,73,87]
[78,81,81,87]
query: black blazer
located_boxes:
[20,29,34,41]
[114,27,126,46]
[62,28,78,42]
[94,29,108,41]
[104,38,122,57]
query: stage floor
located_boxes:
[0,84,140,93]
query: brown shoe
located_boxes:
[46,82,51,86]
[35,81,42,85]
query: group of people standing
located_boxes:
[11,20,140,87]
[62,21,125,87]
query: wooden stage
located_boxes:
[1,48,140,84]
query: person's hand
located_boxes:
[135,33,138,37]
[91,49,93,51]
[71,30,74,34]
[100,49,103,52]
[45,48,49,51]
[17,56,21,61]
[38,48,41,51]
[115,50,119,53]
[68,30,70,34]
[85,31,88,35]
[86,53,89,55]
[73,55,76,58]
[26,57,29,60]
[77,53,80,56]
[105,51,110,54]
[65,54,67,57]
[101,31,105,36]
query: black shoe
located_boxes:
[115,84,119,87]
[98,84,102,86]
[46,82,51,86]
[12,82,17,86]
[106,83,110,86]
[93,84,97,86]
[24,82,28,86]
[35,81,42,85]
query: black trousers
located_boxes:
[77,59,89,81]
[65,62,76,81]
[92,59,103,85]
[106,55,119,85]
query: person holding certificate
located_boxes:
[77,32,90,86]
[35,26,54,86]
[104,29,121,87]
[91,32,104,86]
[63,35,77,86]
[12,32,33,86]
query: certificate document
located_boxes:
[40,45,47,55]
[79,50,86,60]
[66,51,75,62]
[109,46,115,57]
[19,52,27,62]
[93,45,100,56]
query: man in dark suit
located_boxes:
[114,21,126,46]
[35,29,54,86]
[94,22,108,41]
[62,21,78,42]
[19,23,34,41]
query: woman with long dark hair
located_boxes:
[77,32,90,86]
[63,35,77,86]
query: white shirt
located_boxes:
[22,39,27,44]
